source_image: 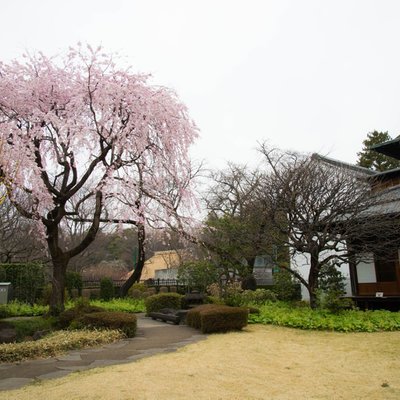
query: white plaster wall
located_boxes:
[290,250,352,301]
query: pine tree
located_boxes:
[357,131,400,171]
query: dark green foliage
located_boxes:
[273,269,300,301]
[187,304,248,333]
[78,311,137,337]
[317,263,351,313]
[177,261,219,292]
[240,289,277,305]
[144,293,183,314]
[357,131,400,171]
[200,307,248,333]
[6,317,57,342]
[0,263,45,304]
[58,299,105,329]
[249,302,400,332]
[100,277,115,301]
[241,274,257,291]
[66,272,83,297]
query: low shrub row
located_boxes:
[58,299,137,337]
[77,312,137,337]
[0,329,124,363]
[145,293,183,314]
[249,302,400,332]
[187,304,248,333]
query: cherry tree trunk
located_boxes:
[120,224,146,297]
[49,257,69,315]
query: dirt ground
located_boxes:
[4,324,400,400]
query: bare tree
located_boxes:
[258,146,400,308]
[0,192,46,263]
[203,163,287,285]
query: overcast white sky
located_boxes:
[2,0,400,170]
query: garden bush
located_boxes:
[186,304,221,329]
[272,269,300,301]
[200,306,248,333]
[0,262,45,304]
[58,299,105,328]
[128,283,148,299]
[240,289,277,305]
[5,316,57,342]
[222,282,243,307]
[78,311,137,337]
[249,301,400,332]
[145,293,183,314]
[0,329,124,363]
[100,277,115,301]
[186,304,248,333]
[66,272,83,298]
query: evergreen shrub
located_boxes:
[58,299,105,328]
[145,293,183,314]
[100,277,115,301]
[79,311,137,337]
[240,289,277,305]
[66,272,83,298]
[186,304,221,329]
[187,304,248,333]
[0,262,45,304]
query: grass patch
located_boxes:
[249,301,400,332]
[5,325,400,400]
[89,298,145,313]
[0,298,145,319]
[0,301,48,318]
[0,329,124,363]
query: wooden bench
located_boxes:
[148,309,188,325]
[184,293,206,308]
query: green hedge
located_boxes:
[186,304,220,329]
[187,304,248,333]
[145,293,183,314]
[0,263,45,304]
[79,311,137,337]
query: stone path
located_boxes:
[0,314,206,391]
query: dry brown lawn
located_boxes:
[4,324,400,400]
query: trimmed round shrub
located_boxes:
[187,304,248,333]
[145,293,183,314]
[100,277,115,301]
[186,304,221,329]
[200,306,248,333]
[79,311,137,337]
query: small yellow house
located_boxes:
[140,250,182,281]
